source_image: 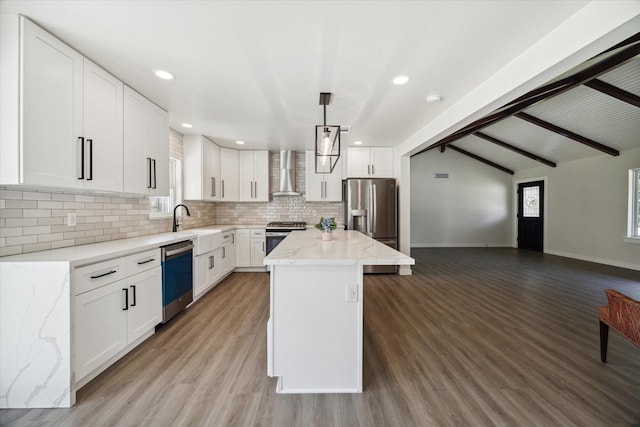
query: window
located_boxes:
[149,157,182,217]
[628,168,640,239]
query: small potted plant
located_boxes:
[315,217,337,241]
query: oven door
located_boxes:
[266,231,289,255]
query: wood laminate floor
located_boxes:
[2,248,639,426]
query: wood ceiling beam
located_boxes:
[412,38,640,157]
[583,79,640,108]
[514,112,620,156]
[473,132,557,167]
[447,145,514,175]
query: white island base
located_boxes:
[264,230,414,393]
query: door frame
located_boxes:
[513,176,548,252]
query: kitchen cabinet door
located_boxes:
[346,148,371,178]
[123,86,168,195]
[239,151,269,202]
[235,229,251,267]
[184,135,220,201]
[305,151,343,202]
[220,147,239,201]
[253,151,269,202]
[346,147,394,178]
[20,17,84,189]
[370,147,394,178]
[251,239,266,267]
[75,280,128,380]
[126,267,162,343]
[83,59,124,192]
[145,103,169,196]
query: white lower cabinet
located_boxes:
[194,248,222,298]
[193,231,235,300]
[75,279,128,380]
[220,231,236,275]
[236,228,265,268]
[126,267,163,343]
[74,249,161,382]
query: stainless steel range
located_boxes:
[265,221,306,255]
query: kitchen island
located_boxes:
[264,230,414,393]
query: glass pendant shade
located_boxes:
[315,93,340,173]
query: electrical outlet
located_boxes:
[346,285,358,303]
[67,213,77,226]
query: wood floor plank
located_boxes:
[1,248,639,426]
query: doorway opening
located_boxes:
[517,180,544,251]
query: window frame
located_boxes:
[149,157,182,219]
[626,168,640,243]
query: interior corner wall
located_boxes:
[410,150,513,247]
[514,147,640,271]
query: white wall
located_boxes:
[410,150,513,247]
[514,148,640,270]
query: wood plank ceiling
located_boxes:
[413,33,640,174]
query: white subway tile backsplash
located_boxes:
[22,191,51,201]
[23,226,52,236]
[0,190,23,200]
[6,218,38,227]
[5,200,38,209]
[23,209,52,218]
[6,235,37,246]
[0,227,22,238]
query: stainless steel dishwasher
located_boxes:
[161,240,193,323]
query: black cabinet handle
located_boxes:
[78,137,85,179]
[222,247,226,258]
[137,258,155,265]
[90,270,117,279]
[152,159,157,189]
[130,285,136,307]
[222,180,225,198]
[123,288,129,310]
[211,177,215,197]
[147,157,152,188]
[86,139,93,180]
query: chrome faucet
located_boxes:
[173,204,191,232]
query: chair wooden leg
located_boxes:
[600,320,609,363]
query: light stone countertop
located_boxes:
[264,230,415,266]
[0,224,266,266]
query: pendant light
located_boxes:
[315,92,340,173]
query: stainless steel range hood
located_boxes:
[273,150,301,196]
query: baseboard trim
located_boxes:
[411,243,512,248]
[545,249,640,271]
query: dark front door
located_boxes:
[517,180,544,251]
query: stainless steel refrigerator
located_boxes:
[343,178,397,273]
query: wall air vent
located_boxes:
[340,126,351,134]
[435,173,449,179]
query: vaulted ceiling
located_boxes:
[414,35,640,174]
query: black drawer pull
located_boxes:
[123,288,129,311]
[130,285,136,307]
[137,258,155,265]
[90,270,117,279]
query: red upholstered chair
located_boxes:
[599,289,640,363]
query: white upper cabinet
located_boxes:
[220,147,240,202]
[305,151,343,202]
[183,135,221,201]
[239,151,269,202]
[346,147,394,178]
[123,86,169,196]
[82,59,123,192]
[18,17,84,188]
[1,17,124,191]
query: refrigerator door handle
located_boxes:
[367,185,373,235]
[371,184,377,234]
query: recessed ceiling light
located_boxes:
[181,123,193,128]
[426,94,443,103]
[354,141,363,145]
[392,75,409,85]
[235,140,245,145]
[154,69,174,80]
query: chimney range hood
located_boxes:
[273,150,301,196]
